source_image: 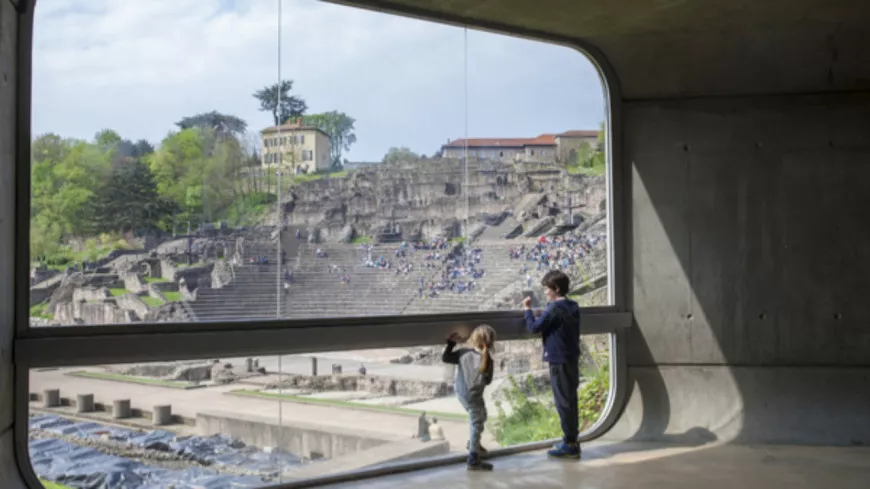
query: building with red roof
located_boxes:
[441,129,598,163]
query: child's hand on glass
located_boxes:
[522,297,533,309]
[447,332,465,343]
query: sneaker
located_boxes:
[547,442,581,459]
[467,460,494,471]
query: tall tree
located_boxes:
[253,80,307,126]
[176,111,248,138]
[85,159,175,233]
[303,111,357,169]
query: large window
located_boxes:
[18,0,623,488]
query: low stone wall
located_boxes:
[269,374,451,398]
[197,410,395,460]
[107,361,214,382]
[55,300,132,325]
[114,294,150,321]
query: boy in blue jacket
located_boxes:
[522,270,582,459]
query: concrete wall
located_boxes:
[196,410,395,460]
[609,92,870,445]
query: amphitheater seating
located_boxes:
[186,234,609,321]
[188,243,287,321]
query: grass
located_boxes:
[68,371,191,388]
[285,169,349,189]
[108,288,130,297]
[29,302,53,320]
[35,239,130,271]
[40,479,74,489]
[144,276,169,284]
[140,296,165,307]
[566,161,606,177]
[351,235,373,245]
[163,291,183,302]
[449,236,466,244]
[231,389,468,421]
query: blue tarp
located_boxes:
[29,415,305,489]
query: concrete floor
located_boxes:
[320,442,870,489]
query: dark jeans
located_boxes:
[549,361,580,444]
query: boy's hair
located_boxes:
[468,324,496,373]
[541,270,570,296]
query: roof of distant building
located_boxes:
[261,118,331,139]
[442,130,597,149]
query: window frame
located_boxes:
[9,0,629,487]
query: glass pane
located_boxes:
[30,0,609,328]
[28,336,610,487]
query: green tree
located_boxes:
[303,111,357,168]
[382,146,420,164]
[253,80,307,126]
[176,111,248,138]
[85,159,175,233]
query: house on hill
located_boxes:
[441,129,598,163]
[261,118,332,173]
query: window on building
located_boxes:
[23,2,617,487]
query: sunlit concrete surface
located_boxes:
[322,442,870,489]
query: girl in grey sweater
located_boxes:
[442,325,496,471]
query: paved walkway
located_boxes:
[29,367,498,452]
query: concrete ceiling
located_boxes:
[331,0,870,98]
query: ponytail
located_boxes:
[478,344,490,373]
[469,324,496,374]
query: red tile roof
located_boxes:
[442,130,597,149]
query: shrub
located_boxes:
[490,353,610,446]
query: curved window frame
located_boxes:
[6,0,631,487]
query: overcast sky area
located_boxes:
[32,0,606,161]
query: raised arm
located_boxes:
[442,340,461,364]
[525,303,556,334]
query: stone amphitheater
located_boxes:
[33,157,609,326]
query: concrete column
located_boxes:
[246,358,254,373]
[76,394,94,413]
[152,405,172,426]
[311,357,317,376]
[42,389,60,408]
[113,399,131,419]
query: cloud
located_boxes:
[32,0,605,160]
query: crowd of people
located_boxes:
[508,232,604,272]
[417,249,486,299]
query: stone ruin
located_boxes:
[274,158,605,243]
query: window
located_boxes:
[23,1,619,487]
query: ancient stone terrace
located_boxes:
[284,243,441,318]
[188,242,287,321]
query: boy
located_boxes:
[522,270,582,459]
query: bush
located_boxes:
[491,354,610,446]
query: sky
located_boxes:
[32,0,606,162]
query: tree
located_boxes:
[382,147,420,164]
[253,80,307,126]
[85,159,174,233]
[94,129,122,148]
[303,111,357,169]
[176,111,248,138]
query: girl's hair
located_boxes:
[468,324,496,373]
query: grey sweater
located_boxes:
[442,340,493,400]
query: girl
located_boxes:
[442,325,496,471]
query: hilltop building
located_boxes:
[261,118,332,173]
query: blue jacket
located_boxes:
[525,298,581,364]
